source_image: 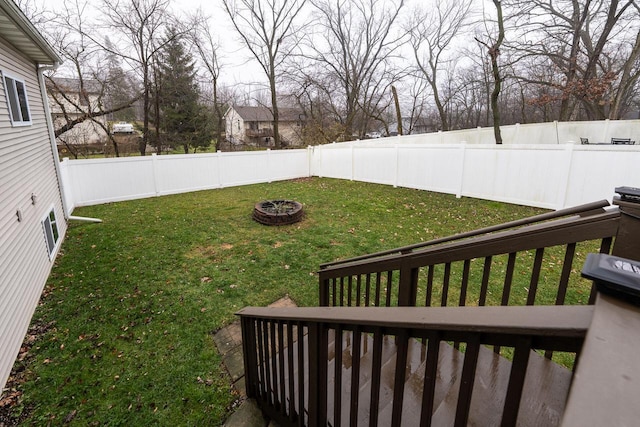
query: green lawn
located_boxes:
[9,178,567,425]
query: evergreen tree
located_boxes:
[157,29,211,153]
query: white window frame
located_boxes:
[2,71,32,126]
[42,206,60,260]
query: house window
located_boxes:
[2,73,31,126]
[42,208,60,259]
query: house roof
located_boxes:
[0,0,61,65]
[232,105,304,123]
[47,77,103,94]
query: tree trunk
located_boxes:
[213,78,223,150]
[107,134,120,157]
[490,0,505,144]
[559,0,588,121]
[141,66,150,156]
[392,85,403,136]
[269,62,280,149]
[609,29,640,119]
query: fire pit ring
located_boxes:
[253,200,304,226]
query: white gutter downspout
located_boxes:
[37,64,102,224]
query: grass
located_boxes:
[7,178,592,425]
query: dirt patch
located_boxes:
[0,319,55,426]
[184,243,235,262]
[184,245,218,261]
[290,177,314,183]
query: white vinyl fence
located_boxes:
[59,120,640,214]
[59,149,311,213]
[312,142,640,210]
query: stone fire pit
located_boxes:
[253,200,304,226]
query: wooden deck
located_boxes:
[237,195,640,426]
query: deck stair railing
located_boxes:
[318,199,619,310]
[237,194,640,426]
[239,305,592,426]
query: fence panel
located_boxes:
[460,145,569,209]
[563,146,640,208]
[154,154,219,196]
[63,156,157,207]
[395,145,464,195]
[62,149,310,207]
[59,120,640,211]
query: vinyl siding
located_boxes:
[0,35,67,390]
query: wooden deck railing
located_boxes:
[238,305,593,427]
[237,195,640,426]
[318,201,620,309]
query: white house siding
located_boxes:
[280,122,303,146]
[0,36,67,390]
[225,107,245,143]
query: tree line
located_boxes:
[19,0,640,153]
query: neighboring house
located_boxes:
[409,116,438,134]
[374,117,437,138]
[47,76,108,145]
[224,105,305,147]
[391,117,437,136]
[0,0,66,391]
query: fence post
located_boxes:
[351,142,355,181]
[216,150,223,188]
[394,143,400,188]
[557,143,575,210]
[456,143,467,199]
[151,153,160,197]
[267,149,272,183]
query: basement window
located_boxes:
[42,208,60,259]
[2,72,31,126]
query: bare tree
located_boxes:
[36,0,142,157]
[504,0,639,120]
[222,0,307,149]
[95,0,176,155]
[609,5,640,119]
[191,14,225,150]
[402,76,431,134]
[305,0,406,140]
[407,0,473,131]
[476,0,505,144]
[14,0,48,25]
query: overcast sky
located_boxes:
[24,0,498,101]
[25,0,267,86]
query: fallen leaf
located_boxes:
[64,410,77,423]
